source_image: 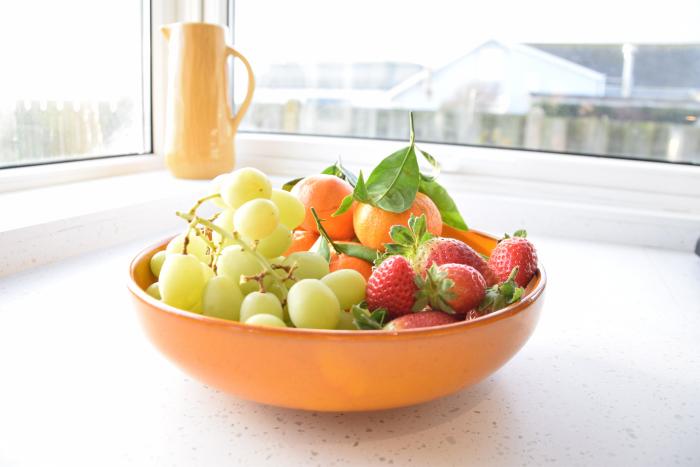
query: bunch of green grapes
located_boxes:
[145,167,367,331]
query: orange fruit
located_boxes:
[353,192,442,250]
[329,242,374,281]
[283,230,319,256]
[292,174,355,240]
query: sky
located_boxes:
[235,0,700,68]
[0,0,142,102]
[0,0,698,102]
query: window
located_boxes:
[233,0,700,165]
[0,0,150,169]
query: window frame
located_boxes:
[0,0,154,175]
[1,0,698,206]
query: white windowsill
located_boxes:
[1,134,698,277]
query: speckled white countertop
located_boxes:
[0,235,698,466]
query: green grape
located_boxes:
[159,254,207,310]
[245,314,287,328]
[216,245,264,294]
[270,189,305,230]
[321,269,366,310]
[150,250,167,278]
[240,292,284,322]
[249,224,292,258]
[234,199,279,240]
[190,300,204,313]
[202,275,243,321]
[212,209,236,247]
[287,279,340,329]
[145,282,161,300]
[166,232,211,264]
[283,252,330,285]
[209,173,232,209]
[336,309,356,330]
[220,167,272,209]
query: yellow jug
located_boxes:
[161,22,255,179]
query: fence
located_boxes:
[243,102,700,164]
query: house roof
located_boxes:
[257,62,424,90]
[529,43,700,89]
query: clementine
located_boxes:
[353,192,442,250]
[292,174,355,240]
[329,242,374,281]
[283,230,319,256]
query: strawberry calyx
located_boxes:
[351,303,388,330]
[478,267,525,313]
[500,229,528,242]
[412,264,456,314]
[384,214,434,259]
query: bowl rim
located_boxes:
[127,231,546,339]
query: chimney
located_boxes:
[621,43,637,98]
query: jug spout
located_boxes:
[160,25,171,41]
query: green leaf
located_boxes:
[321,160,359,187]
[311,207,378,263]
[282,177,303,192]
[383,214,434,260]
[336,158,358,187]
[352,303,386,330]
[333,194,355,217]
[333,171,368,217]
[418,178,468,231]
[354,170,369,201]
[333,242,378,263]
[365,145,420,213]
[412,264,456,314]
[316,236,331,262]
[478,267,525,314]
[416,147,441,182]
[388,225,414,245]
[513,229,528,238]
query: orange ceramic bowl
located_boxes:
[127,225,546,412]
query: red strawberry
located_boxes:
[382,214,497,286]
[384,311,458,331]
[366,255,417,320]
[414,237,498,286]
[415,263,486,315]
[488,230,538,287]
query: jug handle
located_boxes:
[226,47,256,133]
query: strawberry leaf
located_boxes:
[478,267,525,313]
[352,303,387,330]
[502,229,528,241]
[383,213,434,258]
[412,264,456,314]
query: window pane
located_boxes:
[0,0,149,168]
[234,0,700,165]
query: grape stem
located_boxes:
[242,272,268,293]
[176,211,290,300]
[188,193,222,216]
